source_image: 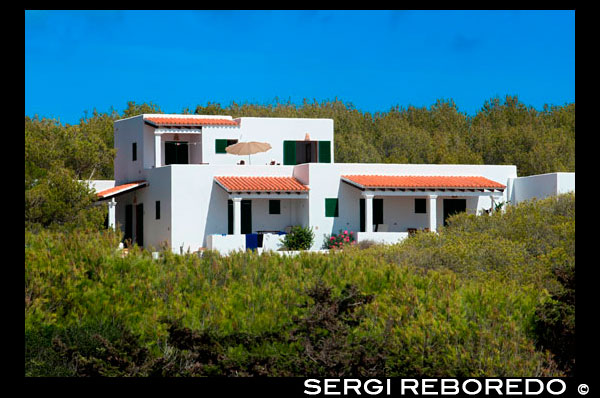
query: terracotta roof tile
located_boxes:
[215,176,309,192]
[342,175,505,189]
[96,181,147,198]
[144,117,238,126]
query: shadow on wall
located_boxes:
[202,182,230,247]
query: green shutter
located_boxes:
[215,139,227,154]
[325,198,339,217]
[318,141,331,163]
[283,141,296,165]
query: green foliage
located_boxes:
[281,226,315,250]
[25,194,574,377]
[323,230,356,249]
[25,166,106,231]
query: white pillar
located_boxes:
[363,192,374,233]
[107,198,116,230]
[154,133,162,168]
[232,197,242,235]
[428,195,437,232]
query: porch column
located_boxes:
[363,192,374,233]
[154,133,162,168]
[232,197,242,235]
[107,198,116,230]
[428,195,437,232]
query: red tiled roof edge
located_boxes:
[214,176,309,192]
[144,117,239,126]
[96,181,148,198]
[341,175,506,189]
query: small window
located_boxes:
[216,139,238,154]
[415,198,426,213]
[325,198,339,217]
[132,142,137,161]
[269,200,280,215]
[155,201,160,220]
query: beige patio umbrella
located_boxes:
[225,141,272,165]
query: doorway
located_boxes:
[228,199,252,234]
[135,203,144,246]
[165,141,189,165]
[125,204,133,244]
[443,199,466,226]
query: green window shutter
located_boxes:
[283,141,296,165]
[318,141,331,163]
[215,139,228,154]
[325,198,339,217]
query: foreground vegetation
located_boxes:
[25,194,574,377]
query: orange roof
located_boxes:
[96,181,148,199]
[215,176,309,192]
[144,117,238,126]
[341,175,505,190]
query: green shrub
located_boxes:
[25,194,573,376]
[281,226,314,250]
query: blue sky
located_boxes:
[25,10,575,124]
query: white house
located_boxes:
[93,114,574,254]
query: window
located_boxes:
[415,198,426,213]
[155,201,160,220]
[325,198,339,217]
[269,200,280,215]
[216,139,238,154]
[132,142,137,161]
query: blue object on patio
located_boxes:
[246,233,258,251]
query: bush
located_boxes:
[322,230,356,249]
[281,226,314,250]
[25,195,573,376]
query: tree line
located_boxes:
[25,96,574,229]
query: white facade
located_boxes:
[508,172,575,204]
[98,114,573,254]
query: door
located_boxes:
[228,199,252,234]
[125,204,133,243]
[135,203,143,246]
[165,141,189,165]
[443,199,466,226]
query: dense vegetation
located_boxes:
[25,193,575,377]
[24,96,575,376]
[24,96,574,229]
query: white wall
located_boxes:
[114,115,145,184]
[168,164,297,253]
[303,163,516,250]
[201,117,334,165]
[511,172,575,204]
[251,198,302,232]
[83,180,115,193]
